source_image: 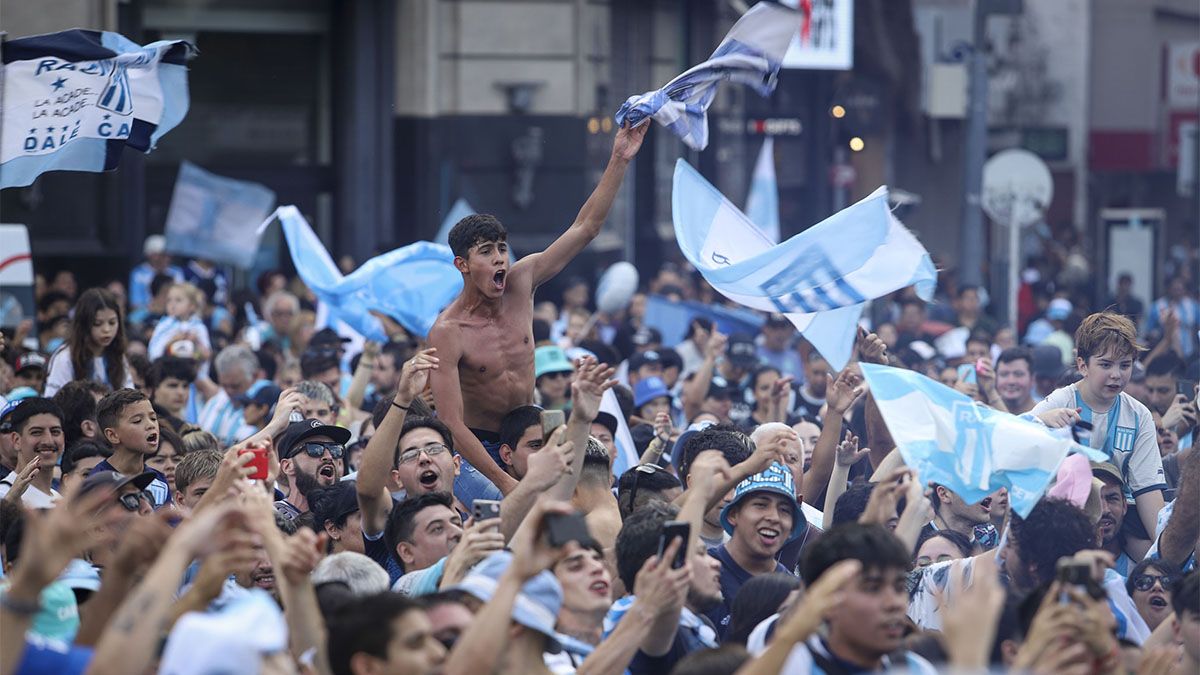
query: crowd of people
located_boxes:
[0,122,1198,675]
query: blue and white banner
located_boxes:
[744,137,780,243]
[860,363,1102,518]
[672,159,936,369]
[1,29,193,189]
[601,388,639,479]
[164,162,276,269]
[261,206,462,341]
[614,2,797,150]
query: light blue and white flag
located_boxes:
[261,206,462,341]
[614,2,797,150]
[1,29,193,189]
[744,137,780,243]
[164,162,276,269]
[673,159,936,369]
[601,388,639,479]
[860,363,1104,518]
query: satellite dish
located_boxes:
[982,149,1053,228]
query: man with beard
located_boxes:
[1094,463,1146,576]
[428,123,648,499]
[274,418,349,521]
[0,398,65,507]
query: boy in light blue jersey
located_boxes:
[1032,312,1165,537]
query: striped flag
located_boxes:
[614,2,797,150]
[860,363,1104,517]
[1,29,193,188]
[672,159,937,369]
[261,206,462,340]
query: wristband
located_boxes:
[0,593,41,616]
[391,401,409,412]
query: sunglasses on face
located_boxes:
[1132,573,1174,592]
[398,442,449,466]
[292,442,345,460]
[118,490,152,512]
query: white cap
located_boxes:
[144,234,167,256]
[158,589,287,675]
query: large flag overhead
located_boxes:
[164,162,276,269]
[744,137,780,243]
[673,159,936,369]
[0,29,194,189]
[262,206,462,341]
[614,2,797,150]
[860,363,1104,518]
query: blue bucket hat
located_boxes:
[451,550,564,653]
[535,346,575,379]
[719,462,806,542]
[633,376,671,409]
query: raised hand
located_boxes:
[8,485,123,591]
[570,356,616,423]
[653,411,673,444]
[856,327,888,365]
[704,331,728,362]
[280,529,326,586]
[612,120,650,162]
[507,500,576,581]
[835,433,869,468]
[941,554,1005,668]
[396,348,439,406]
[631,536,691,616]
[688,449,733,496]
[523,426,575,491]
[826,369,866,416]
[3,456,41,504]
[779,559,860,643]
[441,518,506,587]
[859,468,909,525]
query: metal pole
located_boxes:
[1007,207,1020,329]
[959,3,988,287]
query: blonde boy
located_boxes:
[1033,312,1165,536]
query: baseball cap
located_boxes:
[14,353,47,374]
[629,350,663,372]
[143,234,167,256]
[726,334,759,369]
[0,399,22,432]
[237,381,283,409]
[58,559,101,594]
[706,375,735,400]
[631,326,662,347]
[79,470,156,495]
[592,412,619,438]
[1046,298,1073,321]
[276,419,352,460]
[159,589,287,675]
[719,462,806,542]
[658,347,683,371]
[310,328,351,347]
[451,550,563,653]
[534,346,574,379]
[633,376,671,409]
[1091,462,1124,487]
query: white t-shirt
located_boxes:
[44,348,134,397]
[0,474,60,508]
[1031,384,1165,497]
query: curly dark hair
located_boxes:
[447,214,507,259]
[1010,498,1095,590]
[676,423,753,488]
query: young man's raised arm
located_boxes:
[427,322,519,494]
[518,123,648,288]
[358,348,438,535]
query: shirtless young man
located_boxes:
[428,122,648,498]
